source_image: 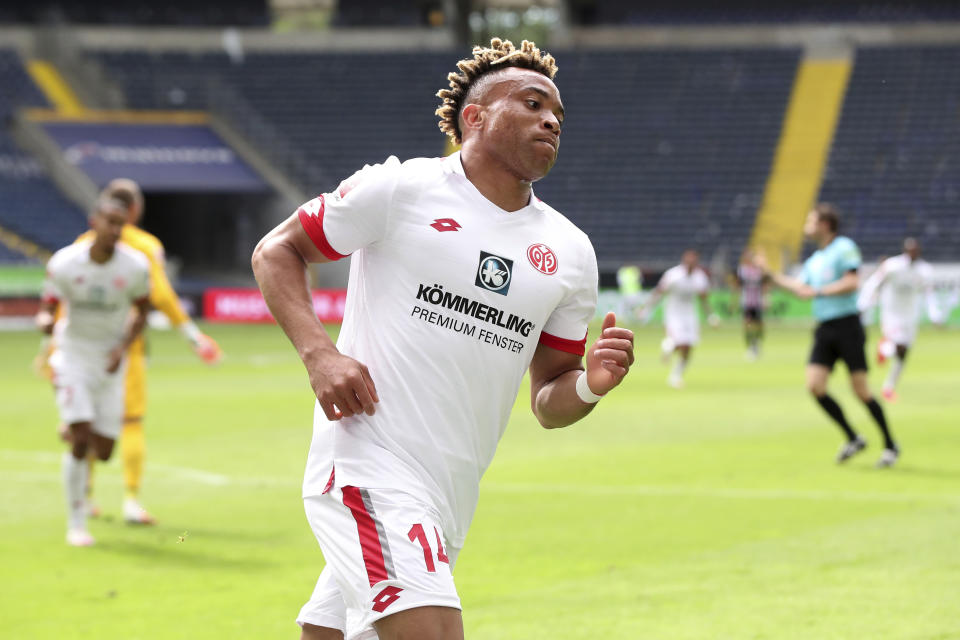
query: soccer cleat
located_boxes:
[876,446,900,468]
[881,387,898,402]
[123,499,157,525]
[835,436,867,464]
[66,528,95,547]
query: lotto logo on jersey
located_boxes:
[475,251,513,296]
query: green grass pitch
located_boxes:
[2,322,959,639]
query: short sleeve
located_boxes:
[41,254,65,303]
[837,238,861,272]
[539,239,599,356]
[297,156,402,260]
[697,270,710,293]
[657,268,677,292]
[130,263,150,302]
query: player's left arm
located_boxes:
[107,297,150,373]
[699,290,721,327]
[145,244,222,364]
[529,312,634,429]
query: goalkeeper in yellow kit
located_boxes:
[60,178,222,524]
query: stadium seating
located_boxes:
[0,0,269,27]
[93,48,799,266]
[576,0,960,25]
[819,47,960,261]
[0,49,88,256]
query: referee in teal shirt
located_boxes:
[759,204,898,467]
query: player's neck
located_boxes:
[460,148,532,212]
[817,233,837,249]
[89,241,115,264]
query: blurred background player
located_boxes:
[616,263,643,319]
[733,248,770,360]
[639,248,719,388]
[858,237,943,400]
[758,204,899,467]
[62,179,222,524]
[36,196,151,546]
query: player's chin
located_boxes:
[522,157,556,182]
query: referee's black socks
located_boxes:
[864,398,895,450]
[815,394,857,441]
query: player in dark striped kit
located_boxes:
[734,249,770,360]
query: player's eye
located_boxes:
[526,99,539,109]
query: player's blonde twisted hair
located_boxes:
[436,38,558,144]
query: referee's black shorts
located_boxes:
[743,307,763,322]
[809,313,868,372]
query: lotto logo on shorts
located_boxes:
[372,585,403,613]
[475,251,513,296]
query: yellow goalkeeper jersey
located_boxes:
[74,225,189,327]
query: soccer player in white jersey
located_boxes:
[638,249,718,388]
[252,38,635,640]
[36,196,151,546]
[858,238,943,400]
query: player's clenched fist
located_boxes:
[585,312,634,395]
[304,347,379,421]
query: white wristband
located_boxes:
[575,371,604,404]
[179,321,202,345]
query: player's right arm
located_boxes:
[252,212,378,421]
[36,255,65,335]
[754,252,816,299]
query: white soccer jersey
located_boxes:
[858,253,939,344]
[659,265,709,324]
[43,240,150,364]
[297,152,598,547]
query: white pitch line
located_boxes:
[4,449,958,505]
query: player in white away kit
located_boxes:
[858,238,943,400]
[252,39,635,640]
[36,197,150,546]
[639,249,718,388]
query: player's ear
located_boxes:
[460,103,484,134]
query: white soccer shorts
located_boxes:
[298,484,462,640]
[665,313,701,346]
[881,316,917,346]
[50,350,126,439]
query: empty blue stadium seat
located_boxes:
[819,47,960,261]
[0,49,88,253]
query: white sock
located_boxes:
[671,358,688,379]
[884,357,905,390]
[62,452,88,531]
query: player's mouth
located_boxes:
[534,137,558,153]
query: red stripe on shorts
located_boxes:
[342,486,389,587]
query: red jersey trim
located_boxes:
[297,195,349,261]
[342,486,389,587]
[41,295,59,305]
[539,330,587,356]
